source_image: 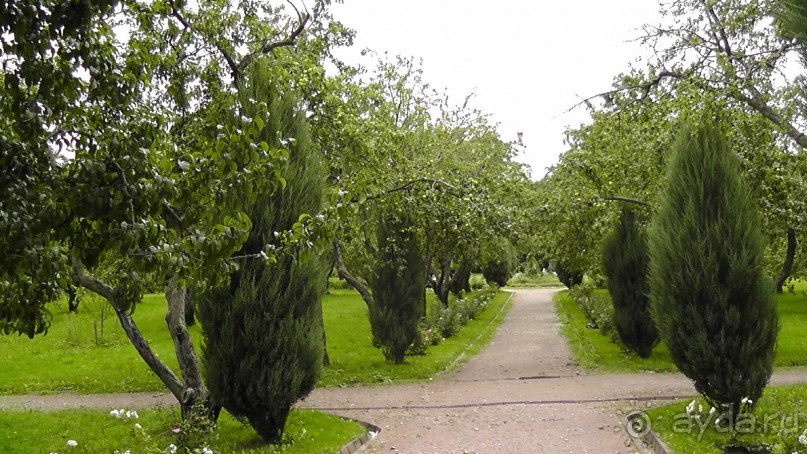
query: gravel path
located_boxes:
[3,288,807,453]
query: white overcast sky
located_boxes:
[329,1,662,179]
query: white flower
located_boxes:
[369,430,379,439]
[201,447,213,454]
[110,409,122,418]
[125,410,139,419]
[709,407,716,415]
[167,444,178,454]
[122,450,131,454]
[67,440,78,447]
[800,429,807,445]
[686,400,696,416]
[134,423,142,430]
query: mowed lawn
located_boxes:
[645,385,807,453]
[0,407,364,454]
[0,288,512,395]
[555,283,807,373]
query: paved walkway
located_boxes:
[3,289,807,453]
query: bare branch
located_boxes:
[235,11,310,75]
[733,87,807,149]
[568,70,686,113]
[168,2,239,87]
[602,196,651,207]
[360,178,462,203]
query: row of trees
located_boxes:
[0,0,531,444]
[533,0,807,285]
[536,0,807,425]
[602,120,777,421]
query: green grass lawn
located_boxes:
[555,285,807,373]
[505,272,563,288]
[0,288,510,453]
[0,407,364,454]
[645,385,807,453]
[0,288,511,394]
[319,289,512,386]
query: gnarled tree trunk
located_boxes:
[775,227,797,294]
[72,259,219,422]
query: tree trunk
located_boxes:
[449,260,472,296]
[435,257,452,306]
[165,278,218,420]
[71,261,185,401]
[333,240,374,307]
[66,284,79,313]
[184,289,196,327]
[317,298,330,366]
[776,227,797,293]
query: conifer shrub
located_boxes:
[199,61,326,444]
[369,208,425,364]
[602,204,658,358]
[648,120,778,418]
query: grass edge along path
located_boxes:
[0,289,513,394]
[555,286,807,373]
[440,291,514,375]
[554,290,675,373]
[318,289,513,387]
[644,384,807,454]
[0,407,364,454]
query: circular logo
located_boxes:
[627,411,652,438]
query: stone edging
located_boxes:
[627,411,674,454]
[337,416,382,454]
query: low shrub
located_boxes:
[569,283,616,341]
[469,274,487,290]
[327,277,352,291]
[426,288,497,339]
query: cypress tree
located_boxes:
[648,120,778,418]
[602,204,658,358]
[199,61,327,443]
[369,208,425,364]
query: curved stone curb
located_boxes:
[627,411,673,454]
[337,416,381,454]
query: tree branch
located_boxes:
[70,259,184,400]
[601,196,650,207]
[332,240,373,307]
[578,68,807,150]
[733,87,807,149]
[235,10,310,75]
[360,178,462,203]
[169,3,240,82]
[569,70,686,112]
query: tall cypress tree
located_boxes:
[199,60,327,443]
[602,204,658,358]
[369,208,425,364]
[648,120,778,418]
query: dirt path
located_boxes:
[3,288,807,453]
